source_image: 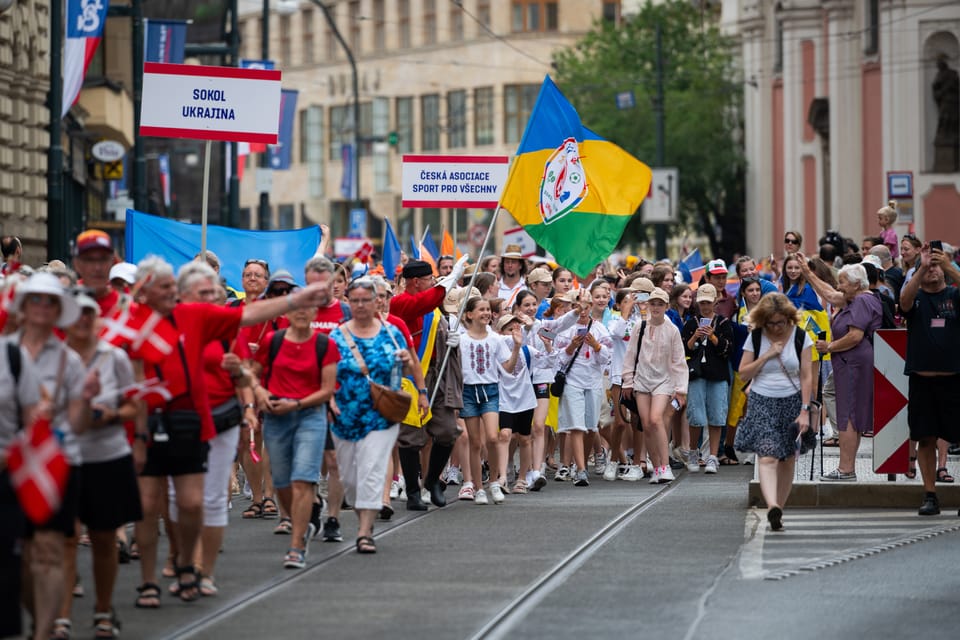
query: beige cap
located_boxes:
[648,287,669,304]
[442,286,481,314]
[526,268,552,285]
[696,284,718,302]
[495,314,521,332]
[629,277,654,293]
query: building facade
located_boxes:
[723,0,960,258]
[236,0,621,253]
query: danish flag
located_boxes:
[100,303,179,364]
[120,377,173,410]
[6,416,70,525]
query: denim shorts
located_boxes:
[687,379,730,427]
[460,383,499,418]
[263,406,327,488]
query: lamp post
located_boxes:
[47,0,65,260]
[313,0,361,213]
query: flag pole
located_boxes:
[428,205,502,407]
[200,139,212,257]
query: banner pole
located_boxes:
[428,205,502,407]
[200,139,212,257]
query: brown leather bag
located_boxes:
[341,325,411,424]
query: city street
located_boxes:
[70,463,960,640]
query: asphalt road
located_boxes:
[63,464,960,640]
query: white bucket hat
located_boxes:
[11,272,81,328]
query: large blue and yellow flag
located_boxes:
[499,77,652,278]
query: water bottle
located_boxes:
[390,352,403,389]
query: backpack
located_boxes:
[750,325,805,363]
[8,341,22,428]
[872,290,897,330]
[263,329,330,388]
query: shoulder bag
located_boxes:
[341,323,412,424]
[551,320,592,398]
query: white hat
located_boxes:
[109,262,138,285]
[860,254,883,270]
[11,272,81,328]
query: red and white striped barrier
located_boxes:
[872,329,909,473]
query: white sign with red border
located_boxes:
[402,155,509,209]
[140,63,282,144]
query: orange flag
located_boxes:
[441,229,462,259]
[419,243,438,276]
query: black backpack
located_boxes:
[872,290,897,330]
[8,341,22,428]
[750,325,806,363]
[262,329,330,388]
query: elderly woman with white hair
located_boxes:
[799,260,883,481]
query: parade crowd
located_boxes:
[1,208,959,639]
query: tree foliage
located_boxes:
[552,0,746,259]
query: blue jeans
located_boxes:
[263,406,327,488]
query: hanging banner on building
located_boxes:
[402,155,509,209]
[269,89,299,170]
[140,63,282,143]
[144,19,188,64]
[63,0,109,117]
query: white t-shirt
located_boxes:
[523,313,577,384]
[496,336,539,413]
[555,320,612,390]
[460,332,511,385]
[497,279,526,306]
[77,343,135,463]
[744,330,813,398]
[606,315,638,386]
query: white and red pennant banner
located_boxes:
[872,329,909,474]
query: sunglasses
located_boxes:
[784,238,800,245]
[267,287,293,297]
[765,319,787,328]
[740,276,761,285]
[903,233,920,242]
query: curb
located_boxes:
[748,480,960,508]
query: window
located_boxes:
[864,0,879,55]
[349,0,361,55]
[450,5,464,41]
[373,0,385,52]
[278,204,295,230]
[477,0,491,29]
[602,2,620,24]
[302,9,315,64]
[396,97,414,154]
[373,98,390,193]
[423,0,437,46]
[512,1,558,32]
[330,104,350,161]
[279,15,292,66]
[504,84,539,143]
[773,4,783,73]
[421,94,440,151]
[326,27,338,60]
[398,0,411,48]
[474,86,494,145]
[358,102,373,157]
[447,90,466,149]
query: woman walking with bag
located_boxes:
[330,279,415,552]
[734,294,813,531]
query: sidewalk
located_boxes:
[746,436,960,508]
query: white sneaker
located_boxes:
[623,465,643,482]
[648,466,661,484]
[617,464,631,480]
[442,465,462,486]
[389,479,401,499]
[555,466,570,481]
[602,460,618,482]
[704,455,719,474]
[685,449,700,473]
[659,465,675,483]
[421,487,430,503]
[489,483,505,504]
[458,482,475,501]
[474,488,489,505]
[594,450,608,476]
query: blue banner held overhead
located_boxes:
[144,19,188,64]
[382,219,402,279]
[124,209,321,292]
[269,89,298,170]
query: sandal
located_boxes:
[242,502,264,519]
[261,496,279,519]
[51,618,72,639]
[273,517,293,535]
[937,467,954,483]
[723,446,740,464]
[128,539,140,560]
[174,565,200,603]
[199,575,219,597]
[718,456,739,466]
[822,437,840,447]
[905,456,917,479]
[135,582,161,609]
[356,535,377,554]
[93,610,120,639]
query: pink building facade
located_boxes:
[723,0,960,256]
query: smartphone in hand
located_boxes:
[539,328,557,340]
[931,240,943,252]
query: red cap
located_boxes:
[75,230,113,255]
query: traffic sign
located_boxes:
[102,160,124,180]
[872,329,909,474]
[643,168,678,223]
